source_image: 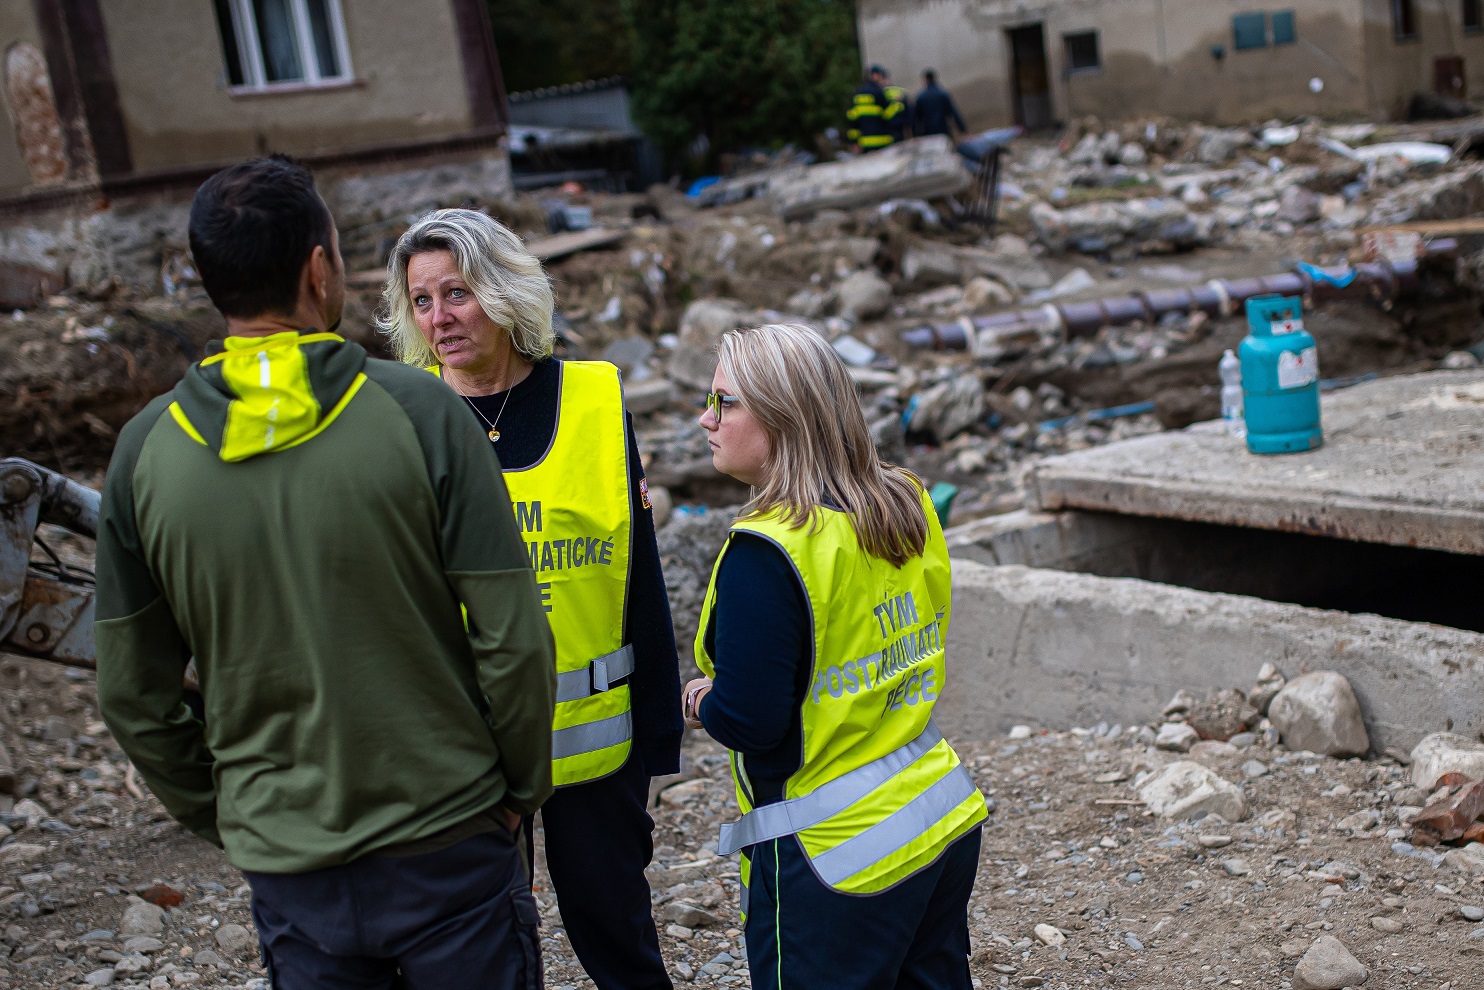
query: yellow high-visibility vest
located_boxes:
[429,360,633,786]
[695,488,986,912]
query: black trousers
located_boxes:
[245,827,541,989]
[744,827,982,990]
[524,754,673,990]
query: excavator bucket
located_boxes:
[0,458,99,669]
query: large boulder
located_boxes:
[1029,198,1215,255]
[1268,672,1370,757]
[1410,732,1484,790]
[1137,761,1248,821]
[667,299,756,391]
[1291,935,1368,990]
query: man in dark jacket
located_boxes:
[96,155,557,988]
[913,69,967,139]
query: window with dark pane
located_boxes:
[1394,0,1417,40]
[213,0,245,86]
[1233,12,1268,50]
[1064,31,1101,72]
[305,0,341,78]
[1272,10,1296,45]
[1466,0,1483,33]
[253,0,305,83]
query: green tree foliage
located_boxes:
[487,0,632,94]
[623,0,861,167]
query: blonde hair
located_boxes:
[379,208,555,367]
[718,323,928,567]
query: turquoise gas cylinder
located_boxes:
[1239,295,1322,454]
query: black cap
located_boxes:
[869,64,888,76]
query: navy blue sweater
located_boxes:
[697,533,811,805]
[465,358,683,776]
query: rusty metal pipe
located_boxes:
[903,253,1431,351]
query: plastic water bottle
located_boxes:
[1219,349,1245,437]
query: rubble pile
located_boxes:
[5,123,1484,526]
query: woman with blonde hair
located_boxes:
[381,208,679,990]
[684,323,987,990]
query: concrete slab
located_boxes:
[1025,370,1484,556]
[941,560,1484,755]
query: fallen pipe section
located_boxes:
[902,244,1451,352]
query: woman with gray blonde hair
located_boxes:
[381,208,680,990]
[684,323,986,990]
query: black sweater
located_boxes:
[697,533,811,805]
[462,358,683,776]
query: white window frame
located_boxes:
[225,0,354,93]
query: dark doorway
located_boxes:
[1435,56,1466,99]
[1007,24,1053,130]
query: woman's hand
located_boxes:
[683,677,713,730]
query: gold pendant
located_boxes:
[488,428,500,442]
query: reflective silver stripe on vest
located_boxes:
[552,709,632,760]
[809,763,979,886]
[554,645,636,704]
[716,720,946,856]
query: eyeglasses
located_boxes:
[705,391,741,422]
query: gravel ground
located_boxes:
[3,650,1481,989]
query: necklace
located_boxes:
[452,379,514,443]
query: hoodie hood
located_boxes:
[171,331,368,462]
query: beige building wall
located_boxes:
[1360,0,1484,120]
[96,0,475,173]
[0,3,46,197]
[860,0,1376,127]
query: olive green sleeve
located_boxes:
[365,361,557,815]
[94,394,221,846]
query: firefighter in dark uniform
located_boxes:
[846,65,905,151]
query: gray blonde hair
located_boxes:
[379,208,555,367]
[718,323,928,567]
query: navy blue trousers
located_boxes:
[524,755,672,990]
[245,827,541,989]
[744,827,982,990]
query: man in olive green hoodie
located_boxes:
[95,155,556,988]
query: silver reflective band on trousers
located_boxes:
[716,720,983,885]
[552,710,632,761]
[554,644,635,704]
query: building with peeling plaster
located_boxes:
[857,0,1484,130]
[0,0,507,201]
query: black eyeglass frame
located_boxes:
[706,391,741,421]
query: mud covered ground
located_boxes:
[2,649,1478,990]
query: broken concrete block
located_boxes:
[1292,935,1367,990]
[1247,662,1286,715]
[1267,671,1370,758]
[1155,722,1199,752]
[1138,761,1247,821]
[907,373,984,444]
[1028,198,1213,255]
[1277,185,1322,224]
[962,276,1014,309]
[624,377,677,416]
[1197,129,1250,165]
[1410,732,1484,791]
[667,299,755,391]
[899,241,962,288]
[768,136,971,221]
[836,269,892,321]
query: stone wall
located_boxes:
[0,149,513,295]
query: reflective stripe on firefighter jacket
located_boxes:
[846,89,894,149]
[883,85,910,140]
[429,360,634,786]
[694,487,987,916]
